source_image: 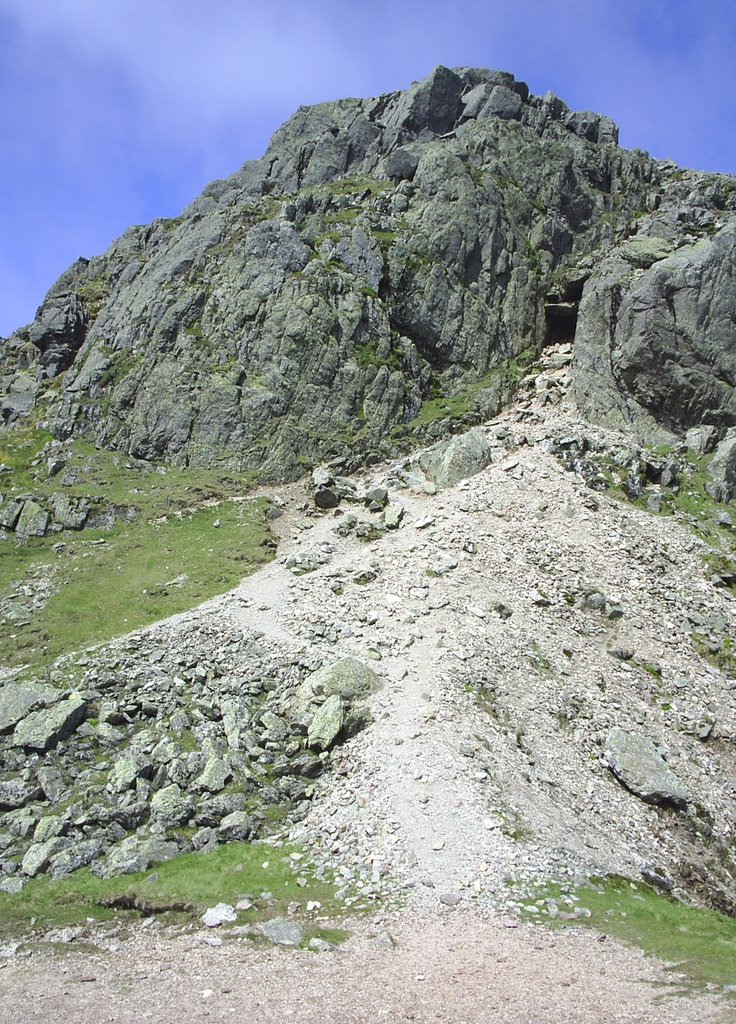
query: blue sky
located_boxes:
[1,0,734,337]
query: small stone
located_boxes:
[258,917,303,946]
[372,929,396,950]
[201,903,237,928]
[439,892,462,906]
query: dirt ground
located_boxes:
[1,909,732,1024]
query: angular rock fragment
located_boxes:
[12,695,87,751]
[605,728,688,809]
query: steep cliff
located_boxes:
[2,66,734,478]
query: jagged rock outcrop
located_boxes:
[4,66,734,479]
[572,218,736,440]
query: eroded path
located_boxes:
[0,910,730,1024]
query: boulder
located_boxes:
[706,431,736,502]
[0,682,60,734]
[12,695,87,751]
[22,836,70,877]
[108,754,154,794]
[150,784,194,828]
[258,917,304,946]
[217,811,254,842]
[194,757,232,794]
[14,500,50,539]
[419,429,493,488]
[307,694,345,751]
[96,836,181,878]
[0,780,43,811]
[294,657,382,718]
[604,728,688,809]
[49,839,102,879]
[201,903,237,928]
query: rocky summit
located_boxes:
[0,68,735,945]
[2,65,735,480]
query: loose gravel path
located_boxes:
[1,910,731,1024]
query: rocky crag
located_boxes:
[1,66,734,480]
[1,69,736,926]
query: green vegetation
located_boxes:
[2,499,271,670]
[692,634,736,679]
[400,352,536,434]
[522,877,736,991]
[0,430,273,671]
[0,842,346,940]
[353,340,403,373]
[76,275,111,320]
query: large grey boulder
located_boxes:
[108,753,154,794]
[96,835,181,878]
[217,811,254,842]
[307,693,345,751]
[419,428,493,488]
[49,839,103,879]
[22,837,71,877]
[0,682,59,734]
[12,695,87,750]
[573,222,736,438]
[258,917,304,946]
[0,779,43,811]
[150,783,194,828]
[706,431,736,502]
[294,657,382,713]
[14,500,50,539]
[605,728,688,809]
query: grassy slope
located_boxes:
[524,879,736,990]
[0,842,349,943]
[0,429,273,671]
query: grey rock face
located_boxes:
[8,65,713,479]
[605,727,688,809]
[706,431,736,502]
[0,683,59,734]
[12,695,87,751]
[573,221,736,439]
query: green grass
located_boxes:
[400,352,535,433]
[0,842,344,940]
[1,499,272,671]
[0,429,273,671]
[523,878,736,990]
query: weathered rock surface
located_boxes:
[573,220,736,440]
[0,683,59,734]
[419,428,494,488]
[3,66,731,478]
[604,728,689,809]
[11,695,87,751]
[258,917,304,946]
